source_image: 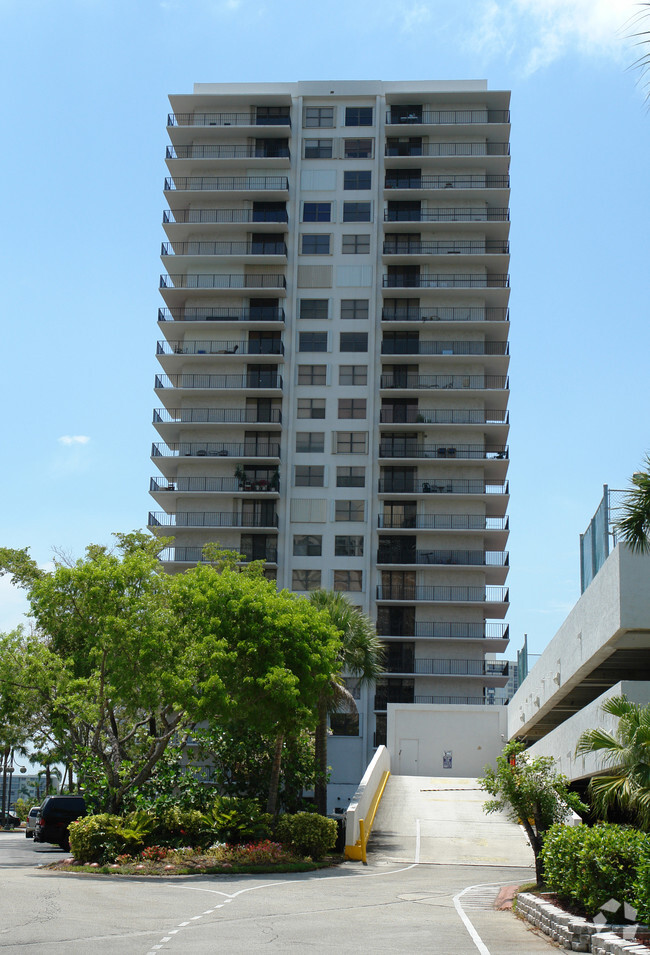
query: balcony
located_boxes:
[385,109,510,125]
[159,274,287,296]
[163,209,288,225]
[379,409,508,425]
[166,144,290,160]
[414,695,505,705]
[164,176,289,193]
[150,476,279,494]
[385,142,510,158]
[376,584,509,606]
[381,306,508,323]
[380,341,508,357]
[384,175,509,191]
[156,340,284,357]
[167,112,291,127]
[378,442,508,460]
[378,478,509,496]
[382,240,508,256]
[151,441,280,459]
[155,373,283,392]
[385,658,509,679]
[153,408,282,425]
[380,375,508,392]
[376,548,509,568]
[377,621,509,642]
[378,514,509,531]
[149,511,279,529]
[158,306,285,323]
[161,241,287,257]
[382,273,509,289]
[384,208,509,223]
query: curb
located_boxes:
[516,893,650,954]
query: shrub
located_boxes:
[149,807,213,848]
[541,823,649,918]
[205,796,272,845]
[69,812,153,863]
[276,812,337,859]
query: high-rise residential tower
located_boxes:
[149,81,511,802]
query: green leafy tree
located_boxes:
[615,457,650,553]
[308,591,384,815]
[480,741,587,882]
[576,695,650,828]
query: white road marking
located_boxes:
[452,881,515,955]
[415,818,421,864]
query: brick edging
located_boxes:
[515,892,650,954]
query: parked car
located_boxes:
[33,795,86,850]
[0,810,21,829]
[25,806,41,838]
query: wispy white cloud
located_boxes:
[58,435,90,446]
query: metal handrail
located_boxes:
[167,112,291,127]
[378,442,508,459]
[382,240,508,255]
[166,144,290,160]
[376,549,509,566]
[164,176,289,191]
[385,175,509,190]
[151,442,280,458]
[161,241,287,256]
[153,408,282,424]
[384,208,509,222]
[156,340,284,356]
[379,375,509,391]
[380,341,509,356]
[163,209,288,224]
[150,476,279,493]
[385,109,510,125]
[381,306,508,322]
[376,585,509,602]
[155,373,283,389]
[160,274,287,289]
[385,142,510,157]
[377,514,509,530]
[379,409,508,425]
[378,478,509,494]
[158,307,285,322]
[382,273,509,288]
[149,511,279,528]
[376,622,509,640]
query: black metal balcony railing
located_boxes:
[377,548,509,567]
[385,175,509,191]
[384,208,510,223]
[374,690,414,708]
[155,373,283,390]
[381,306,508,323]
[382,273,509,289]
[414,695,506,705]
[161,241,287,257]
[163,209,288,225]
[385,142,510,158]
[379,408,508,425]
[376,622,509,640]
[384,658,510,676]
[167,112,291,128]
[380,341,509,357]
[149,511,279,529]
[380,375,508,391]
[150,476,279,494]
[385,109,510,125]
[152,442,280,458]
[156,340,284,357]
[166,144,290,160]
[376,585,509,603]
[378,478,509,494]
[164,176,289,192]
[378,442,508,459]
[383,240,508,256]
[378,514,509,531]
[160,274,287,290]
[153,408,282,425]
[158,307,285,323]
[159,545,278,564]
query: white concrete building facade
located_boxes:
[149,80,512,800]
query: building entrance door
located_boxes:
[398,738,419,774]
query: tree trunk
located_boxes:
[314,693,329,816]
[266,733,284,815]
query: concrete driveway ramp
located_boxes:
[370,775,534,867]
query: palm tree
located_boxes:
[309,591,385,816]
[615,457,650,553]
[629,3,650,100]
[576,695,650,827]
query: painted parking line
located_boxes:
[452,881,516,955]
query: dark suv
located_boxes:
[33,796,86,850]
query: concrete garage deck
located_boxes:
[369,775,535,868]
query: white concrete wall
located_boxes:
[526,681,650,782]
[508,546,650,741]
[387,703,508,777]
[345,744,391,847]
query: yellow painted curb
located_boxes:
[344,771,390,862]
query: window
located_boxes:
[297,398,325,418]
[330,712,359,736]
[335,535,364,556]
[334,570,363,592]
[335,500,366,521]
[298,364,327,385]
[295,465,324,486]
[292,569,322,591]
[336,466,365,488]
[293,534,322,556]
[343,202,372,222]
[304,107,334,128]
[341,299,369,320]
[342,234,370,254]
[304,138,333,159]
[338,398,367,419]
[336,431,368,454]
[339,364,367,385]
[344,170,371,190]
[345,106,373,126]
[340,332,368,352]
[344,138,373,158]
[299,331,328,352]
[301,234,330,255]
[302,202,331,222]
[299,299,329,320]
[256,105,291,124]
[296,432,324,452]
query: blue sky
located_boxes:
[1,0,648,656]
